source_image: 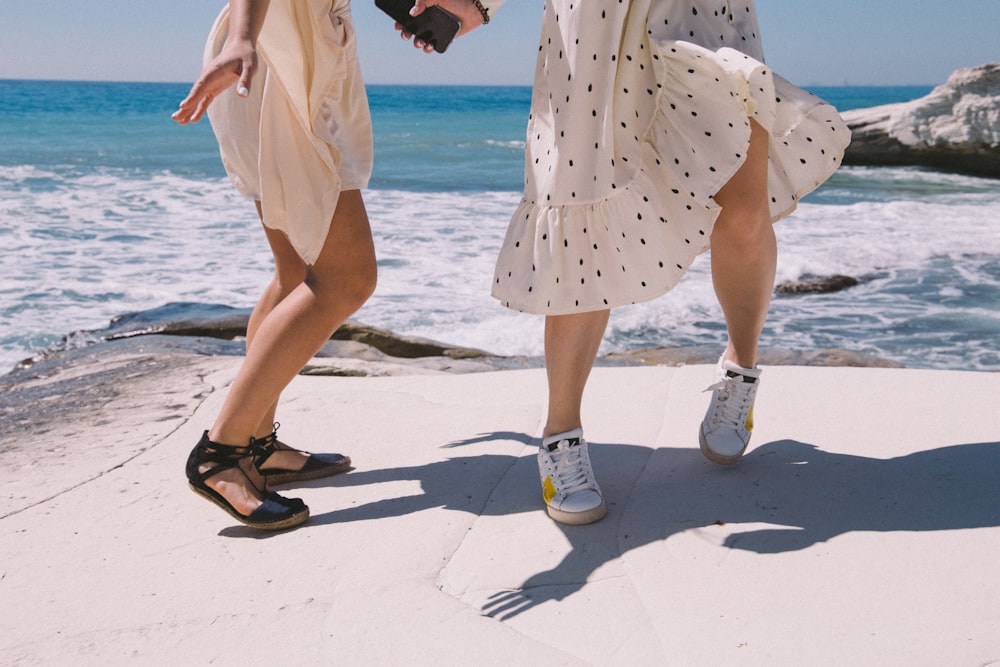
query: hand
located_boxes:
[397,0,486,53]
[171,39,258,125]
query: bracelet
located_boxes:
[469,0,490,24]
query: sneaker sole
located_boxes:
[698,425,747,466]
[546,501,608,526]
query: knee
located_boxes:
[348,262,378,310]
[711,205,773,249]
[272,269,307,301]
[310,261,377,314]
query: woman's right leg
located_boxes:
[538,310,610,525]
[543,310,610,437]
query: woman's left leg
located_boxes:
[709,119,775,370]
[210,189,376,447]
[700,119,774,465]
[246,202,307,442]
[240,203,353,477]
[189,190,376,523]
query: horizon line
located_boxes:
[0,76,941,88]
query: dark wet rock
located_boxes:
[329,322,491,360]
[775,274,860,295]
[11,302,906,382]
[18,302,495,371]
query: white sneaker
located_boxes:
[699,356,761,465]
[537,429,607,525]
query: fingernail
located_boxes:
[409,6,418,15]
[238,86,249,97]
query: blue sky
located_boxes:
[1,1,997,87]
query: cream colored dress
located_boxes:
[204,0,373,265]
[489,0,851,314]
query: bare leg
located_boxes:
[246,202,307,441]
[203,190,377,515]
[710,119,775,369]
[543,310,610,437]
[243,204,321,471]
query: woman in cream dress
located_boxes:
[407,0,850,525]
[173,0,377,530]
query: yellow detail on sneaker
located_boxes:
[542,476,557,504]
[745,405,754,432]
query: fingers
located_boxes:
[170,75,210,124]
[171,91,202,125]
[390,3,438,55]
[396,24,434,52]
[171,52,251,124]
[170,97,208,125]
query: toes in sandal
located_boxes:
[254,423,352,485]
[186,431,310,530]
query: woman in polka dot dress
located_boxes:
[405,0,850,525]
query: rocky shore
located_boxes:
[0,300,899,486]
[842,63,1000,179]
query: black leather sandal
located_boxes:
[254,423,352,486]
[186,431,310,530]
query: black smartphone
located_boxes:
[375,0,460,54]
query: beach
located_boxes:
[3,77,1000,663]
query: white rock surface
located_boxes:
[843,63,1000,148]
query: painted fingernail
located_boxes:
[238,86,249,97]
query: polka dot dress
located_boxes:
[491,0,851,314]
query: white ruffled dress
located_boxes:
[489,0,851,314]
[204,0,373,266]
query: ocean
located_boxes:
[1,80,998,373]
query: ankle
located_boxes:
[207,428,250,447]
[542,428,584,448]
[723,350,757,370]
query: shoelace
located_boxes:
[551,440,594,495]
[704,375,753,428]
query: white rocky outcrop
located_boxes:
[841,63,1000,178]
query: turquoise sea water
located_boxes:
[1,80,998,371]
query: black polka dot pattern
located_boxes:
[492,0,851,315]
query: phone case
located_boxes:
[375,0,460,54]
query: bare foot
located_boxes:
[201,458,266,516]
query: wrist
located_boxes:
[476,0,505,20]
[468,0,490,24]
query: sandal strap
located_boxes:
[197,441,251,463]
[188,431,269,489]
[251,422,313,469]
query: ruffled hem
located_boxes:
[652,42,850,224]
[492,38,850,315]
[491,164,716,314]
